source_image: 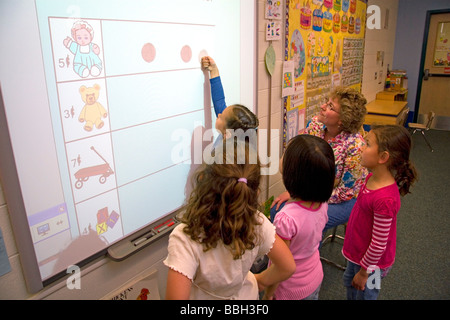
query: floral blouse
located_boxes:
[305,116,368,204]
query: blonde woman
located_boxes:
[272,86,368,231]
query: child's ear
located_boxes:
[379,151,390,164]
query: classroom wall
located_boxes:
[392,0,450,114]
[257,0,286,204]
[361,0,399,103]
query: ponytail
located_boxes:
[394,160,418,196]
[181,140,261,259]
[218,175,259,259]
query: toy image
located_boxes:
[74,146,114,189]
[79,84,107,131]
[96,207,120,235]
[63,20,103,78]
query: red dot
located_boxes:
[181,45,192,63]
[142,43,156,63]
[198,49,208,63]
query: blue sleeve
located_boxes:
[210,76,227,117]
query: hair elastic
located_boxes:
[237,178,247,184]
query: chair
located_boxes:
[397,107,410,127]
[408,111,435,152]
[320,224,347,271]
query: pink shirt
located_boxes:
[272,201,328,299]
[342,173,401,270]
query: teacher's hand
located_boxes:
[271,191,290,210]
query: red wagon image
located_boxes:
[74,146,114,189]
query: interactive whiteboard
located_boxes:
[0,0,256,291]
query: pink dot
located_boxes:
[181,45,192,63]
[142,43,156,63]
[198,49,208,63]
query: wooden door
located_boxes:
[416,11,450,129]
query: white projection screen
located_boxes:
[0,0,256,292]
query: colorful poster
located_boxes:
[298,107,306,134]
[287,108,299,142]
[283,0,367,147]
[266,21,282,40]
[265,0,283,20]
[282,60,295,97]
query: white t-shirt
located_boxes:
[163,211,276,300]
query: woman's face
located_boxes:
[215,106,234,134]
[318,97,342,128]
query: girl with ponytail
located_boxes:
[342,125,417,300]
[164,140,295,300]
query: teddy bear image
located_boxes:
[78,84,107,131]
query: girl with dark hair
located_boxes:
[263,135,336,300]
[342,125,417,300]
[164,140,295,300]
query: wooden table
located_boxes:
[376,89,408,101]
[364,100,408,126]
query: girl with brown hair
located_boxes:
[342,125,418,300]
[164,140,295,299]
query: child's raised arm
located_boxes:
[201,56,226,117]
[201,56,220,79]
[254,234,295,295]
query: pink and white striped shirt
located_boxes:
[342,173,401,270]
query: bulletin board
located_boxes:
[282,0,367,147]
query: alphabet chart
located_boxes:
[31,0,245,279]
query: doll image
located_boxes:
[64,20,103,78]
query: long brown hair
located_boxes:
[371,125,418,196]
[180,139,261,259]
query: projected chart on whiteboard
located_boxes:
[24,0,253,281]
[44,16,213,241]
